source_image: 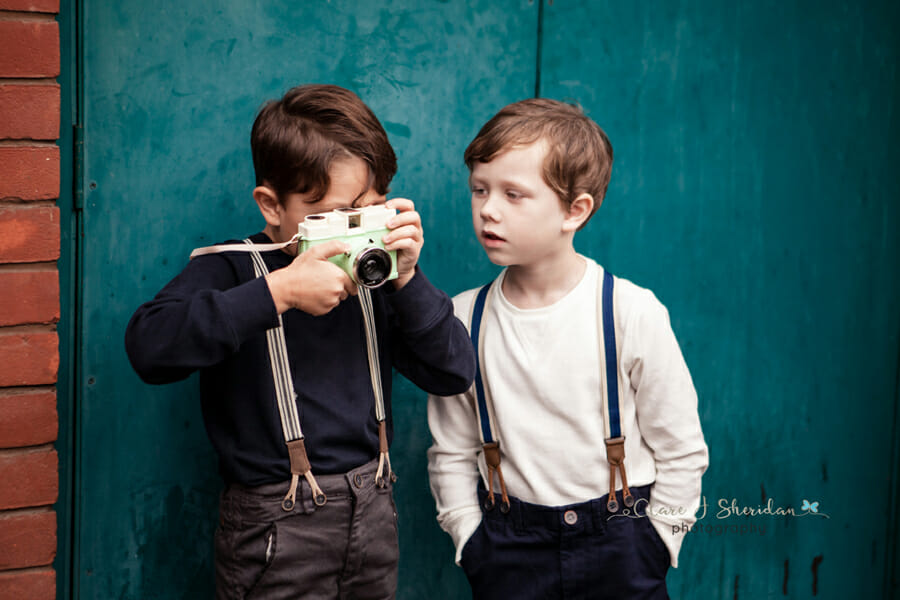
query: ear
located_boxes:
[562,193,594,232]
[253,186,282,227]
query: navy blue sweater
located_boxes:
[125,232,475,486]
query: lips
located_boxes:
[481,230,506,247]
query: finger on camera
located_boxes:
[343,276,358,297]
[386,239,421,256]
[387,210,420,229]
[383,225,422,245]
[384,198,416,214]
[306,240,350,260]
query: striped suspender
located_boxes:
[469,268,634,513]
[243,240,395,511]
[358,286,396,487]
[244,241,326,511]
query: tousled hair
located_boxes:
[251,84,397,202]
[464,98,613,227]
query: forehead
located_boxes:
[307,155,374,205]
[471,140,549,178]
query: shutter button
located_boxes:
[354,473,363,488]
[564,510,578,525]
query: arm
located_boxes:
[124,254,278,384]
[379,198,476,394]
[628,292,709,568]
[427,388,484,565]
[385,269,476,395]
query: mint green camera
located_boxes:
[297,205,398,288]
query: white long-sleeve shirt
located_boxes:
[427,258,708,568]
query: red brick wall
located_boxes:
[0,2,61,599]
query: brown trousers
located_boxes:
[215,459,399,600]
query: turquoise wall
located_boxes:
[67,1,899,597]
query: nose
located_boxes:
[478,192,501,222]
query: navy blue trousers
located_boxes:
[460,484,670,600]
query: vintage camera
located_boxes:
[298,205,398,288]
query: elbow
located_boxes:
[124,339,166,385]
[124,322,186,385]
[446,333,477,395]
[434,374,474,397]
[435,350,477,396]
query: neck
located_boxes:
[502,248,586,309]
[263,224,297,256]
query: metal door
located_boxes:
[73,1,899,598]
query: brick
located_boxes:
[0,270,59,326]
[0,206,60,263]
[0,21,59,78]
[0,449,57,509]
[0,333,58,387]
[0,0,59,11]
[0,511,55,569]
[0,84,60,140]
[0,568,55,600]
[0,390,57,447]
[0,147,60,200]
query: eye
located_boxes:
[471,186,487,196]
[505,189,522,201]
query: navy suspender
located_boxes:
[469,268,634,513]
[602,270,622,439]
[471,283,495,444]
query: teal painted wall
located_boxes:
[69,1,899,598]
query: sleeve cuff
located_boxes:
[648,515,685,569]
[445,509,484,566]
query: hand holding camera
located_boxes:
[267,201,422,315]
[382,198,423,289]
[266,240,357,316]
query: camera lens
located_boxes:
[353,247,392,288]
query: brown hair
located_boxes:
[251,84,397,202]
[464,98,613,226]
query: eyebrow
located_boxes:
[470,174,535,193]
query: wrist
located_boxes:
[392,268,416,290]
[265,270,292,314]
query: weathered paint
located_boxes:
[539,0,900,597]
[75,1,534,598]
[70,0,900,598]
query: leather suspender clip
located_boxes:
[604,436,633,512]
[482,441,511,513]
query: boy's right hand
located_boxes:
[265,240,357,316]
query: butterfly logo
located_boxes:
[801,499,819,513]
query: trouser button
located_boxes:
[564,510,578,525]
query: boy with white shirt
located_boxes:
[427,98,708,599]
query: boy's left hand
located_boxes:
[383,198,423,290]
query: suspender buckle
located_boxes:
[284,439,327,511]
[605,436,633,511]
[482,442,511,513]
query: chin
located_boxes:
[481,248,514,267]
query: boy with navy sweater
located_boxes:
[427,98,708,599]
[126,84,475,599]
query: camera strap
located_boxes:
[468,267,633,513]
[189,235,301,259]
[243,239,327,512]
